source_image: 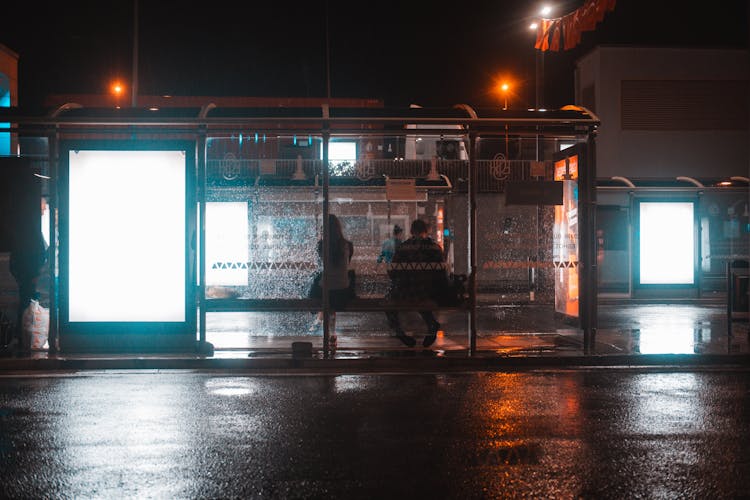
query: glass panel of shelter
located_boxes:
[473,134,587,354]
[2,120,598,355]
[201,130,595,355]
[201,132,471,353]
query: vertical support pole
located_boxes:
[727,260,733,351]
[468,132,478,356]
[197,127,207,350]
[322,130,331,357]
[324,0,331,100]
[131,0,138,107]
[47,128,59,353]
[628,191,634,298]
[535,49,544,110]
[580,133,598,354]
[534,54,544,301]
[695,192,703,299]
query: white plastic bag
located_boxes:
[22,299,49,351]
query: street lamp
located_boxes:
[500,82,510,110]
[110,81,125,108]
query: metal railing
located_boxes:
[206,158,553,192]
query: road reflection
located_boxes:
[635,305,702,354]
[1,371,747,498]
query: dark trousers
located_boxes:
[385,310,438,336]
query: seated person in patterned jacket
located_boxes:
[385,219,447,348]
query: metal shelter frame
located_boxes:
[0,103,600,356]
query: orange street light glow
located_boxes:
[111,82,124,96]
[499,83,511,110]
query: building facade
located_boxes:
[576,46,750,298]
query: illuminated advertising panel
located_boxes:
[60,141,195,346]
[638,201,695,285]
[206,202,249,286]
[553,155,579,317]
[67,150,186,321]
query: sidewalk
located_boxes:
[1,302,748,373]
[1,327,748,373]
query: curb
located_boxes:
[1,353,749,374]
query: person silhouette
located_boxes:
[385,219,446,348]
[377,224,403,264]
[308,214,354,348]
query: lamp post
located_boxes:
[529,5,552,110]
[529,5,553,302]
[132,0,138,107]
[324,0,331,99]
[499,82,510,160]
[535,49,544,109]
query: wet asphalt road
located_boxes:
[1,369,749,499]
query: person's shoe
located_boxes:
[395,333,416,347]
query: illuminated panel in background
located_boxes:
[68,150,186,322]
[639,202,694,285]
[436,207,444,247]
[0,83,9,155]
[325,141,357,162]
[205,202,249,286]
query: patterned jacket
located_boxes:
[386,236,448,301]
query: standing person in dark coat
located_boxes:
[385,219,446,348]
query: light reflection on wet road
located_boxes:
[1,370,749,498]
[205,303,747,355]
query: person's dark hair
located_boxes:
[410,219,428,236]
[393,225,403,235]
[327,214,348,264]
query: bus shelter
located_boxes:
[0,104,599,356]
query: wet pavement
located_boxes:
[206,301,749,357]
[1,369,748,498]
[1,301,749,372]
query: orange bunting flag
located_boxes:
[534,19,554,50]
[535,0,616,52]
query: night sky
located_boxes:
[3,1,748,109]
